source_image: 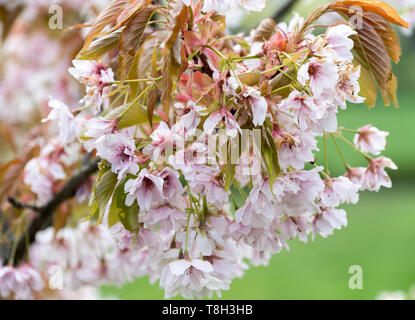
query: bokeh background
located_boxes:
[100,0,415,299]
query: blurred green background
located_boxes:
[102,0,415,300]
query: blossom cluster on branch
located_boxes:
[0,0,410,300]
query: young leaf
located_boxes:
[160,0,189,120]
[108,179,139,233]
[78,29,122,61]
[147,88,157,128]
[261,128,280,192]
[118,103,150,129]
[108,100,161,129]
[253,18,277,42]
[128,31,164,99]
[365,12,401,64]
[94,167,118,223]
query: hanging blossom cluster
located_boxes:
[0,0,408,299]
[0,222,131,300]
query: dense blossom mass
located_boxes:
[0,0,409,299]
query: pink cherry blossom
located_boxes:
[361,157,398,191]
[81,117,117,152]
[139,206,186,231]
[69,60,114,110]
[143,121,174,161]
[203,108,241,138]
[174,101,207,136]
[235,179,275,228]
[320,176,359,207]
[345,167,366,187]
[95,133,139,178]
[158,167,184,200]
[313,208,347,238]
[42,98,76,145]
[190,173,229,208]
[244,87,268,126]
[277,128,318,170]
[124,169,165,211]
[298,57,339,98]
[278,90,327,132]
[325,24,356,62]
[273,168,325,217]
[160,258,228,299]
[0,265,44,300]
[336,64,365,108]
[24,156,66,204]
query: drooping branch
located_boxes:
[272,0,300,22]
[3,158,99,266]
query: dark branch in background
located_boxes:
[3,158,99,266]
[272,0,300,22]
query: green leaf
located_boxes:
[128,31,164,99]
[160,0,189,118]
[105,102,160,129]
[94,167,118,223]
[224,163,236,192]
[118,103,155,129]
[223,140,237,191]
[230,185,245,209]
[261,128,280,192]
[109,179,139,233]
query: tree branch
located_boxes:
[272,0,300,22]
[7,197,39,211]
[3,158,100,266]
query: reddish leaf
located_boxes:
[128,31,165,99]
[116,0,152,26]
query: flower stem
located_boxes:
[323,131,329,175]
[339,127,360,134]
